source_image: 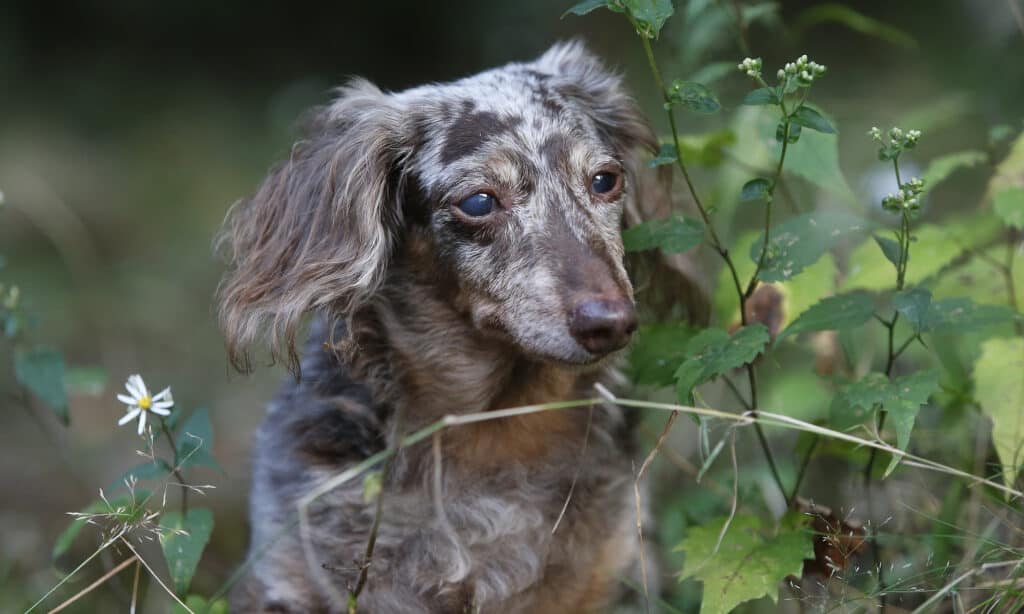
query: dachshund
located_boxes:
[217,41,705,613]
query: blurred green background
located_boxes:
[1,1,1022,611]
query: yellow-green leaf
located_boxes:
[974,338,1024,492]
[677,515,812,614]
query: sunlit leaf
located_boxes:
[675,325,769,402]
[986,132,1024,202]
[668,80,721,113]
[993,187,1024,230]
[676,514,812,614]
[160,507,214,595]
[776,291,874,344]
[677,129,737,166]
[751,211,870,282]
[974,338,1024,492]
[15,346,68,425]
[622,215,705,254]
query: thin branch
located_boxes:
[25,529,124,613]
[552,405,595,534]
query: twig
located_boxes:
[130,558,141,614]
[714,430,741,554]
[48,555,137,614]
[25,529,124,613]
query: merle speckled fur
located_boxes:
[217,41,706,613]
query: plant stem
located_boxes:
[633,24,787,501]
[160,421,189,516]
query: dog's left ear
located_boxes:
[537,41,709,324]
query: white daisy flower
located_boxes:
[116,374,173,435]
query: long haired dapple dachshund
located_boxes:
[217,41,705,613]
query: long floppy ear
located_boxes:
[537,41,709,325]
[216,80,413,373]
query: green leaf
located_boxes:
[893,287,932,334]
[677,515,812,614]
[160,508,214,595]
[668,80,721,113]
[622,215,705,254]
[775,120,801,144]
[623,0,675,37]
[923,298,1018,333]
[974,338,1024,491]
[628,321,699,387]
[833,370,940,475]
[791,106,836,134]
[687,61,739,86]
[921,150,987,195]
[176,408,219,470]
[792,3,917,49]
[676,129,736,166]
[741,178,771,202]
[675,325,769,402]
[15,346,68,425]
[173,595,228,614]
[751,212,871,282]
[874,235,902,268]
[563,0,613,17]
[740,87,778,106]
[776,115,859,205]
[649,142,678,168]
[64,366,109,397]
[986,132,1024,202]
[776,291,874,344]
[110,459,173,492]
[994,187,1024,230]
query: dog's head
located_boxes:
[218,41,705,372]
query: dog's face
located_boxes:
[218,42,696,372]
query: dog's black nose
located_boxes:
[569,298,638,355]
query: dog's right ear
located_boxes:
[216,80,413,374]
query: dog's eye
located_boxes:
[591,172,620,195]
[457,193,497,217]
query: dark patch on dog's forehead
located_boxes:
[539,133,571,169]
[440,100,524,165]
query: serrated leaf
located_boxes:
[741,178,771,202]
[792,106,836,134]
[669,80,721,113]
[677,515,812,614]
[675,325,769,402]
[176,408,219,470]
[921,150,987,195]
[751,212,871,282]
[776,291,874,344]
[893,287,932,334]
[923,298,1018,333]
[994,187,1024,230]
[874,235,902,268]
[15,346,68,424]
[160,508,214,595]
[562,0,613,17]
[974,338,1024,492]
[833,370,940,475]
[623,0,675,38]
[622,215,705,254]
[628,321,699,387]
[649,142,678,168]
[741,87,778,106]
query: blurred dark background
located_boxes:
[1,1,1022,611]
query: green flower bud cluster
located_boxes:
[882,177,926,215]
[737,57,763,79]
[776,54,827,86]
[870,126,921,161]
